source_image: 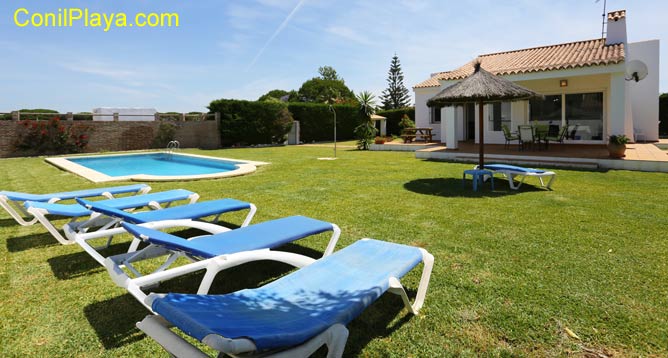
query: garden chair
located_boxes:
[105,216,341,306]
[65,197,257,265]
[135,238,433,358]
[24,189,199,245]
[0,184,150,226]
[544,126,568,149]
[475,163,556,190]
[502,124,519,149]
[518,125,535,151]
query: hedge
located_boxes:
[208,99,293,146]
[288,103,365,142]
[376,107,415,135]
[1,110,93,121]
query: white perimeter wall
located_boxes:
[628,40,660,141]
[92,108,157,121]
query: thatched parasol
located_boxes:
[427,61,544,168]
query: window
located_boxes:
[490,102,511,131]
[530,95,561,126]
[430,107,441,124]
[529,92,603,141]
[566,92,603,140]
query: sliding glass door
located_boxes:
[530,92,604,141]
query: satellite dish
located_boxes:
[625,60,648,82]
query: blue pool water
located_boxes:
[70,153,241,177]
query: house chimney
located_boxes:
[606,10,627,45]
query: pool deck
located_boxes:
[371,140,668,172]
[46,152,269,183]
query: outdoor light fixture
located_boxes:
[560,79,568,87]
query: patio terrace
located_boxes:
[373,140,668,172]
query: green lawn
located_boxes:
[1,146,667,357]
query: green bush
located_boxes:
[208,99,293,146]
[152,122,178,148]
[288,103,364,142]
[376,107,415,135]
[73,112,93,121]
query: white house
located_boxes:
[413,10,660,148]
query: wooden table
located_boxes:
[401,127,433,143]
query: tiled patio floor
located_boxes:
[420,141,668,162]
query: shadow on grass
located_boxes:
[6,232,59,252]
[403,177,543,197]
[84,293,148,349]
[48,242,130,280]
[0,217,22,228]
[342,291,416,357]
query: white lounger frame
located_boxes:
[135,240,434,358]
[105,220,341,308]
[26,193,199,245]
[65,205,257,266]
[0,186,151,226]
[475,166,556,190]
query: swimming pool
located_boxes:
[46,152,268,182]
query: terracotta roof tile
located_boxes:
[413,74,446,89]
[414,38,625,88]
[608,10,626,21]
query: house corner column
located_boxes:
[443,107,457,149]
[609,73,633,138]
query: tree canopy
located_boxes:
[295,66,355,103]
[318,66,342,81]
[380,54,411,110]
[258,89,290,102]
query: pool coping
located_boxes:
[45,152,269,183]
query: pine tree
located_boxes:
[381,54,411,110]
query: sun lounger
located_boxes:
[136,238,433,358]
[0,184,150,226]
[65,198,257,266]
[23,189,199,245]
[476,163,556,190]
[105,215,341,306]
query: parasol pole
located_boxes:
[478,99,484,169]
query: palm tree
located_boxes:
[354,91,378,150]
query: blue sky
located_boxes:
[0,0,665,113]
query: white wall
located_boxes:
[92,108,157,121]
[414,88,440,140]
[628,40,660,141]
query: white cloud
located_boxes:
[325,26,373,46]
[59,61,139,81]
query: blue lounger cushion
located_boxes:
[0,184,149,202]
[484,164,546,174]
[77,198,251,224]
[150,239,423,351]
[24,189,196,217]
[120,215,334,259]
